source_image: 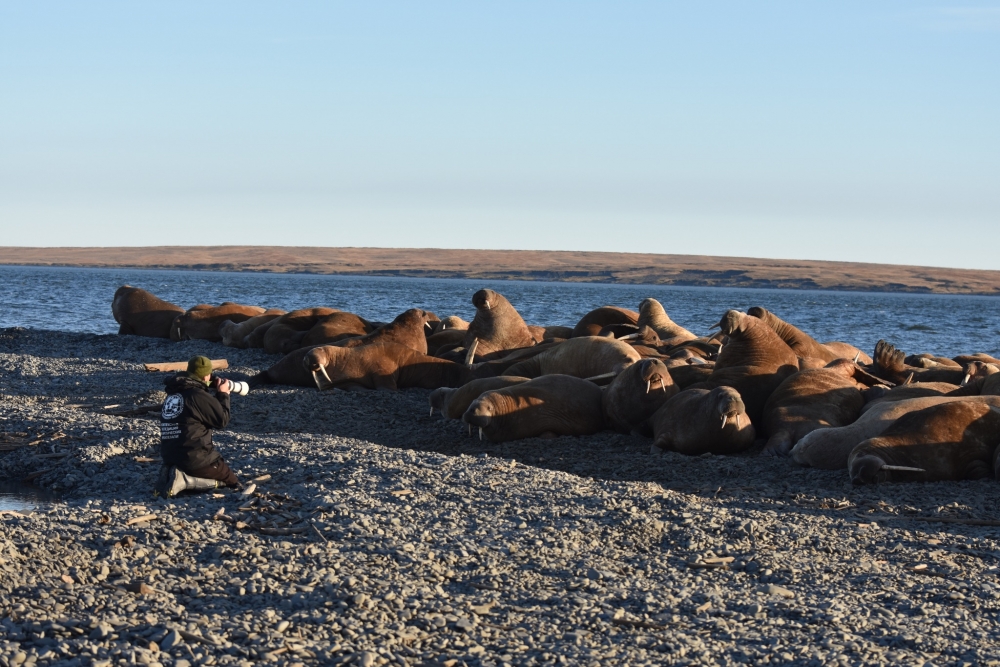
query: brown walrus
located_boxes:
[436,315,469,332]
[171,302,266,342]
[112,286,185,338]
[503,336,640,379]
[759,359,884,457]
[747,306,850,364]
[305,341,478,391]
[849,402,1000,484]
[904,353,962,369]
[871,340,970,385]
[462,375,605,442]
[947,362,1000,397]
[667,362,715,389]
[427,329,468,356]
[688,310,799,427]
[262,308,340,355]
[332,308,438,355]
[463,289,536,362]
[248,346,319,388]
[245,316,282,349]
[572,306,639,338]
[636,298,696,343]
[602,358,677,435]
[429,376,531,420]
[219,310,287,348]
[823,341,872,365]
[649,386,756,456]
[860,382,961,411]
[297,311,377,352]
[790,395,1000,470]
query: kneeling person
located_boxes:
[155,356,241,497]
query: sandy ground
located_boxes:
[1,328,1000,667]
[2,246,1000,295]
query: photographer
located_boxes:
[155,355,243,497]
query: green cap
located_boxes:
[187,356,213,379]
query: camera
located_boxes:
[212,376,250,396]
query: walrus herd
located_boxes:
[113,284,1000,485]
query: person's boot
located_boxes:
[165,467,219,497]
[154,466,172,498]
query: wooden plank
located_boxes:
[143,359,228,373]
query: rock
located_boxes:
[764,584,795,599]
[160,629,183,651]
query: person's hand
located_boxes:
[212,377,232,394]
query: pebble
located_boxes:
[1,328,999,667]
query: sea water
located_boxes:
[0,264,998,357]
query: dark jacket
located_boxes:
[160,374,231,470]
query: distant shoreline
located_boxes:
[2,246,1000,296]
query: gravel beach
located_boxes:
[2,327,1000,667]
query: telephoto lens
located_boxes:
[229,380,250,396]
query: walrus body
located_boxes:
[463,289,536,361]
[249,346,319,388]
[333,308,437,354]
[572,306,639,338]
[747,306,842,364]
[219,310,286,348]
[462,375,605,442]
[871,340,969,385]
[111,286,185,338]
[297,312,376,351]
[849,402,1000,484]
[172,303,266,342]
[602,359,677,435]
[760,359,876,457]
[650,386,756,456]
[689,311,799,427]
[263,308,339,355]
[860,382,961,412]
[503,336,640,379]
[427,329,468,356]
[790,395,1000,470]
[636,299,696,342]
[306,342,477,391]
[429,376,531,420]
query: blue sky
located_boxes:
[1,2,998,269]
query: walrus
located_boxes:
[849,402,1000,484]
[331,308,438,355]
[463,289,536,362]
[542,326,574,340]
[636,298,696,343]
[572,306,639,338]
[602,358,677,435]
[688,310,799,427]
[111,286,185,338]
[790,395,1000,470]
[436,315,469,332]
[871,340,970,385]
[904,354,962,369]
[947,362,1000,397]
[824,341,872,365]
[304,342,478,391]
[503,336,640,379]
[427,329,468,356]
[171,302,267,342]
[667,362,715,389]
[262,308,340,355]
[747,306,847,364]
[649,386,756,456]
[759,359,884,457]
[429,376,531,420]
[245,316,281,349]
[954,353,1000,366]
[462,375,605,442]
[296,311,377,352]
[248,346,319,388]
[860,382,961,412]
[219,310,287,348]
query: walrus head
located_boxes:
[636,358,670,393]
[618,325,660,346]
[638,298,667,319]
[438,315,469,332]
[428,387,456,416]
[472,289,504,313]
[302,346,344,389]
[712,310,749,336]
[710,386,749,430]
[850,453,926,485]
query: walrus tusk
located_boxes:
[880,465,926,473]
[312,370,322,390]
[464,338,479,367]
[646,380,651,394]
[484,301,491,310]
[479,427,483,441]
[584,372,618,382]
[659,378,665,392]
[721,414,728,428]
[468,423,472,436]
[736,414,741,429]
[429,407,434,417]
[853,352,861,363]
[961,373,971,386]
[320,366,332,384]
[903,372,914,386]
[619,333,642,341]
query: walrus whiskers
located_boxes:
[880,464,926,473]
[464,338,479,367]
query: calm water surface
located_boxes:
[1,265,998,357]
